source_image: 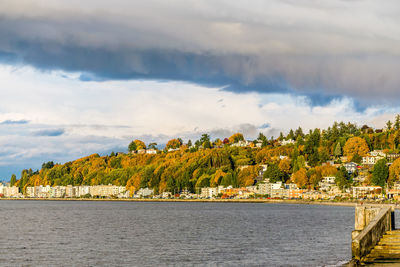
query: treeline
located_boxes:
[10,116,400,193]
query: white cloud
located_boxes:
[0,63,399,179]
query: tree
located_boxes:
[287,129,294,140]
[10,174,16,186]
[389,158,400,184]
[258,132,267,142]
[200,134,210,144]
[229,133,244,144]
[128,141,137,152]
[263,164,284,183]
[278,159,291,175]
[334,142,342,157]
[187,140,192,147]
[372,159,389,187]
[203,140,212,149]
[387,120,393,131]
[134,140,146,150]
[335,166,351,190]
[166,139,181,149]
[351,154,362,164]
[42,161,55,169]
[293,155,305,173]
[395,115,400,130]
[343,137,369,158]
[295,127,304,139]
[214,139,222,147]
[291,168,308,189]
[148,143,158,150]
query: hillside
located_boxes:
[11,117,400,194]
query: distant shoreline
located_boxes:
[1,197,398,209]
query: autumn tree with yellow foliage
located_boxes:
[229,133,244,144]
[166,139,181,149]
[291,168,308,189]
[343,136,369,159]
[389,157,400,185]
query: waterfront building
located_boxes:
[89,185,127,198]
[161,192,172,198]
[352,186,382,199]
[200,187,218,198]
[0,185,21,198]
[135,187,154,198]
[288,189,306,199]
[77,186,90,197]
[66,185,76,198]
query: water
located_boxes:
[0,201,355,266]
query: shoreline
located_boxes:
[1,197,398,209]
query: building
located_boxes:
[230,140,249,147]
[288,189,306,199]
[280,139,295,146]
[66,185,76,198]
[200,187,218,198]
[0,184,20,198]
[318,176,336,191]
[352,186,382,199]
[161,192,172,198]
[89,185,127,198]
[344,162,358,173]
[52,186,66,198]
[362,156,384,165]
[370,150,386,157]
[135,187,154,198]
[146,149,157,154]
[77,186,90,197]
[301,191,329,200]
[387,154,400,162]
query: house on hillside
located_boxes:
[343,162,358,173]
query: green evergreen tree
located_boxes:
[395,115,400,130]
[335,166,351,190]
[10,174,16,186]
[372,158,389,187]
[386,120,393,131]
[334,142,342,157]
[263,164,284,183]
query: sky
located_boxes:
[0,0,399,179]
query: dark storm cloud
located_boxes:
[0,0,400,104]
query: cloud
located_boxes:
[0,0,399,105]
[32,128,65,137]
[0,119,29,125]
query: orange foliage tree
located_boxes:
[291,168,308,189]
[278,159,291,175]
[228,133,244,144]
[389,157,400,184]
[237,166,259,187]
[166,139,181,149]
[343,137,369,158]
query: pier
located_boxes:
[350,205,398,265]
